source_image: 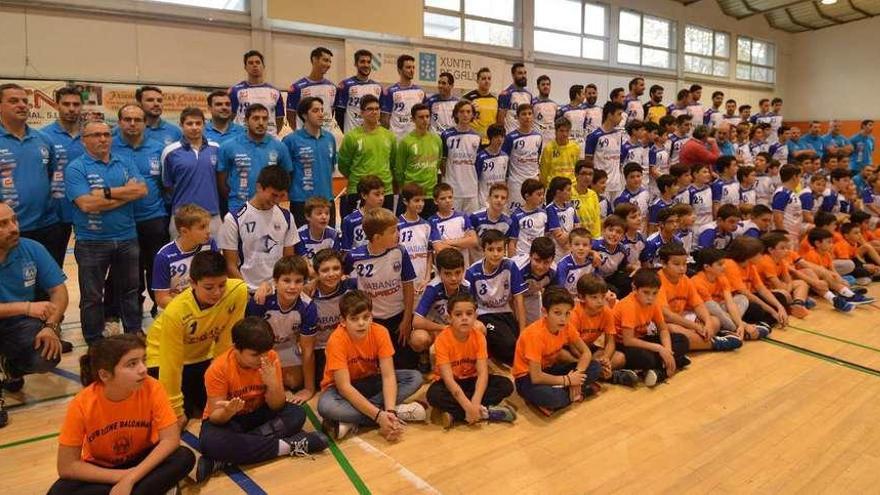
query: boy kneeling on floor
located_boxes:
[197,317,328,482]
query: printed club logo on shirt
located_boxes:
[22,261,36,287]
[112,435,133,457]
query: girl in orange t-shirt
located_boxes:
[49,335,194,495]
[425,294,516,427]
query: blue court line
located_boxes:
[180,430,267,495]
[49,367,81,383]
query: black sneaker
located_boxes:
[283,431,330,457]
[2,377,23,393]
[611,369,639,387]
[61,340,73,354]
[195,456,223,483]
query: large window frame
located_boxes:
[736,36,776,83]
[423,0,521,48]
[616,9,677,70]
[683,24,729,78]
[532,1,609,62]
[138,0,248,12]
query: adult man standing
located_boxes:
[497,63,532,134]
[334,49,383,134]
[850,120,875,174]
[532,75,558,145]
[0,202,66,427]
[66,120,147,344]
[557,84,587,156]
[338,95,395,217]
[136,86,182,147]
[715,123,736,157]
[0,84,65,266]
[112,104,168,315]
[623,77,645,125]
[381,54,426,139]
[284,97,338,227]
[768,98,784,144]
[643,84,666,125]
[426,72,459,135]
[217,104,293,215]
[686,84,705,134]
[229,50,286,136]
[704,91,725,128]
[721,99,741,126]
[584,102,625,201]
[204,90,244,144]
[824,120,854,158]
[162,107,223,236]
[582,83,603,137]
[286,46,338,132]
[787,125,813,162]
[462,67,497,146]
[800,121,826,159]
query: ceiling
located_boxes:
[672,0,880,32]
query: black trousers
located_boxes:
[374,313,420,370]
[478,312,520,366]
[200,403,306,465]
[137,216,170,308]
[426,375,513,421]
[314,348,326,390]
[290,200,338,230]
[341,192,394,219]
[46,446,194,495]
[742,292,788,327]
[148,359,210,419]
[618,333,690,382]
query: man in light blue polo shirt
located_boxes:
[850,119,874,173]
[283,96,337,227]
[0,202,66,427]
[217,103,293,214]
[204,90,244,144]
[112,104,168,316]
[136,86,182,147]
[66,120,147,344]
[42,86,85,265]
[161,107,223,236]
[0,83,66,267]
[824,120,854,159]
[800,120,826,160]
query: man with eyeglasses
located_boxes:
[204,90,244,144]
[66,120,147,344]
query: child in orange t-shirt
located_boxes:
[836,222,880,284]
[49,335,194,495]
[657,244,740,352]
[566,274,638,387]
[758,232,812,319]
[692,248,761,340]
[723,237,790,332]
[613,269,690,386]
[316,290,426,442]
[512,287,603,414]
[425,293,516,428]
[800,228,868,309]
[197,317,329,482]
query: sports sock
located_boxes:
[278,440,291,457]
[823,291,836,302]
[840,287,855,297]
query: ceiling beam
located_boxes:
[735,0,811,19]
[785,6,818,30]
[813,2,843,24]
[848,0,874,18]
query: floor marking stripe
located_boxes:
[352,437,441,494]
[180,430,267,495]
[786,325,880,354]
[764,337,880,377]
[302,403,370,494]
[0,432,59,450]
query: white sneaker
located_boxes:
[336,422,359,440]
[643,369,659,388]
[395,402,427,423]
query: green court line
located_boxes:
[302,403,370,495]
[0,432,58,450]
[764,337,880,377]
[7,392,78,410]
[787,325,880,354]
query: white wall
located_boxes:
[784,15,880,121]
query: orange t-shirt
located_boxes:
[566,303,616,345]
[612,292,665,341]
[433,326,488,381]
[203,348,282,419]
[691,271,731,303]
[511,318,581,378]
[801,246,832,269]
[722,259,765,293]
[58,377,177,467]
[755,254,790,282]
[833,239,858,260]
[659,271,703,314]
[320,322,395,390]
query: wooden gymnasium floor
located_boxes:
[4,252,880,494]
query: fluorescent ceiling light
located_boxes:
[820,0,838,5]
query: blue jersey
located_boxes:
[592,239,628,277]
[0,238,65,303]
[152,239,218,293]
[229,81,285,136]
[823,133,851,153]
[344,245,416,319]
[312,278,358,349]
[294,225,340,262]
[42,122,84,224]
[0,124,58,231]
[640,232,682,267]
[556,254,595,295]
[465,258,527,315]
[648,197,673,225]
[287,77,338,130]
[469,208,510,238]
[546,202,580,259]
[426,94,459,134]
[380,83,426,138]
[415,278,471,325]
[144,119,182,148]
[498,84,533,133]
[711,178,740,206]
[161,139,221,216]
[111,136,166,222]
[282,128,337,202]
[65,152,144,241]
[340,209,366,252]
[800,133,826,159]
[334,77,383,133]
[508,207,548,257]
[696,222,734,250]
[218,133,293,213]
[614,187,650,218]
[204,121,245,144]
[441,127,481,199]
[247,293,318,367]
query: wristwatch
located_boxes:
[103,186,112,199]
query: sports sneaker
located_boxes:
[852,286,869,295]
[832,296,855,312]
[843,275,857,286]
[846,293,876,306]
[283,431,329,458]
[611,369,639,387]
[804,298,817,309]
[322,418,358,441]
[0,356,22,393]
[712,335,743,352]
[790,304,809,319]
[643,369,659,388]
[486,404,517,423]
[195,456,224,483]
[395,402,427,423]
[753,323,772,339]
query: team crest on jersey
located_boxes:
[268,151,278,163]
[22,261,36,287]
[273,223,281,231]
[112,435,133,456]
[210,154,218,166]
[260,234,278,253]
[393,260,401,273]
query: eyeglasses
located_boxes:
[83,132,112,138]
[119,117,144,123]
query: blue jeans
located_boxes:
[515,361,602,411]
[317,370,422,425]
[0,316,60,377]
[75,239,141,343]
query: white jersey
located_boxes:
[559,104,587,156]
[624,97,644,123]
[509,207,549,257]
[345,245,417,319]
[686,104,705,134]
[312,279,357,349]
[668,133,690,166]
[498,84,533,134]
[288,77,338,131]
[475,149,509,206]
[426,94,459,135]
[381,83,426,139]
[220,202,300,290]
[397,215,433,284]
[582,104,603,137]
[688,185,714,230]
[735,142,753,165]
[771,186,803,236]
[229,81,284,136]
[465,258,527,316]
[441,128,482,199]
[335,77,383,133]
[584,128,624,193]
[532,97,559,144]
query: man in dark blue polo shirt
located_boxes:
[66,120,147,344]
[0,202,66,428]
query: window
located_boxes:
[736,36,775,83]
[533,1,608,61]
[424,0,518,48]
[139,0,248,11]
[684,25,729,77]
[617,10,676,69]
